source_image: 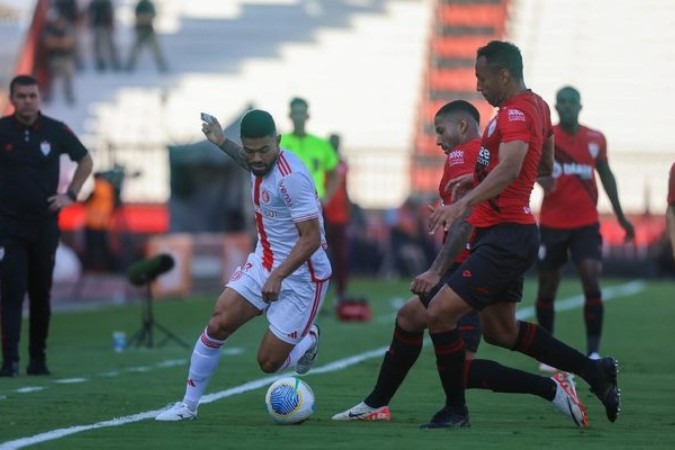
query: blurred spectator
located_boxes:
[323,133,350,304]
[83,172,117,272]
[388,196,435,277]
[125,0,167,73]
[41,10,77,104]
[87,0,120,71]
[280,97,339,203]
[52,0,84,70]
[667,162,675,260]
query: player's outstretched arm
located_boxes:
[596,160,635,242]
[200,113,250,170]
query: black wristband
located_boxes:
[66,189,77,202]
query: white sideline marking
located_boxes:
[0,280,644,450]
[53,378,87,384]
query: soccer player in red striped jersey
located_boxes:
[421,41,620,428]
[156,109,330,421]
[332,100,587,428]
[667,162,675,260]
[535,86,635,365]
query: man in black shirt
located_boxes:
[0,75,93,377]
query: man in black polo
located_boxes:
[0,74,93,376]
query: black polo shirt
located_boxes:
[0,112,88,221]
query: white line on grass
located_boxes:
[0,280,645,450]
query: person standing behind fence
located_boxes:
[41,10,77,105]
[88,0,120,71]
[535,86,635,369]
[125,0,167,73]
[323,133,351,306]
[0,75,93,377]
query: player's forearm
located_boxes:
[272,232,321,279]
[600,172,628,221]
[217,139,249,170]
[68,153,93,197]
[463,163,517,207]
[429,215,474,276]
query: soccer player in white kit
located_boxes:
[156,109,331,421]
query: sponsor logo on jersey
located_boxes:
[507,108,526,122]
[477,147,490,167]
[588,142,599,159]
[560,162,593,179]
[287,331,298,339]
[552,161,563,179]
[447,149,465,166]
[279,180,294,208]
[40,141,51,156]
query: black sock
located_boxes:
[365,321,423,408]
[430,329,465,409]
[512,321,595,383]
[535,295,555,334]
[466,359,556,401]
[584,291,603,354]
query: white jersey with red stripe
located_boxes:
[251,150,331,281]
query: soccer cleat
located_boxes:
[420,405,470,429]
[551,372,589,428]
[331,402,391,421]
[0,362,19,377]
[539,362,558,373]
[590,357,620,422]
[588,352,601,360]
[155,402,198,421]
[295,324,320,375]
[26,360,51,376]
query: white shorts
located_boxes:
[226,253,328,344]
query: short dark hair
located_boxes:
[10,74,38,96]
[289,97,308,109]
[476,40,523,81]
[240,109,277,139]
[556,85,581,103]
[435,100,480,124]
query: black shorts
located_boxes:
[537,223,602,270]
[447,223,539,311]
[418,263,481,353]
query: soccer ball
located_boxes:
[264,376,315,424]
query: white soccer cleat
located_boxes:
[155,402,198,421]
[296,324,320,375]
[539,362,558,373]
[551,372,589,428]
[332,401,391,421]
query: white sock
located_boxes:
[182,329,225,411]
[276,332,316,372]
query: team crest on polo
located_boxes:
[40,141,51,156]
[588,143,599,159]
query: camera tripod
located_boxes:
[127,282,190,349]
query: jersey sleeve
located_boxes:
[59,123,88,161]
[597,131,608,163]
[497,107,533,143]
[278,172,321,222]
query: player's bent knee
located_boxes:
[396,300,427,331]
[258,357,283,374]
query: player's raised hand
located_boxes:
[201,112,225,146]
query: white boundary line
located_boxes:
[0,280,645,450]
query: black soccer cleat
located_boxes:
[420,405,470,429]
[26,360,51,376]
[590,357,620,422]
[0,362,19,377]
